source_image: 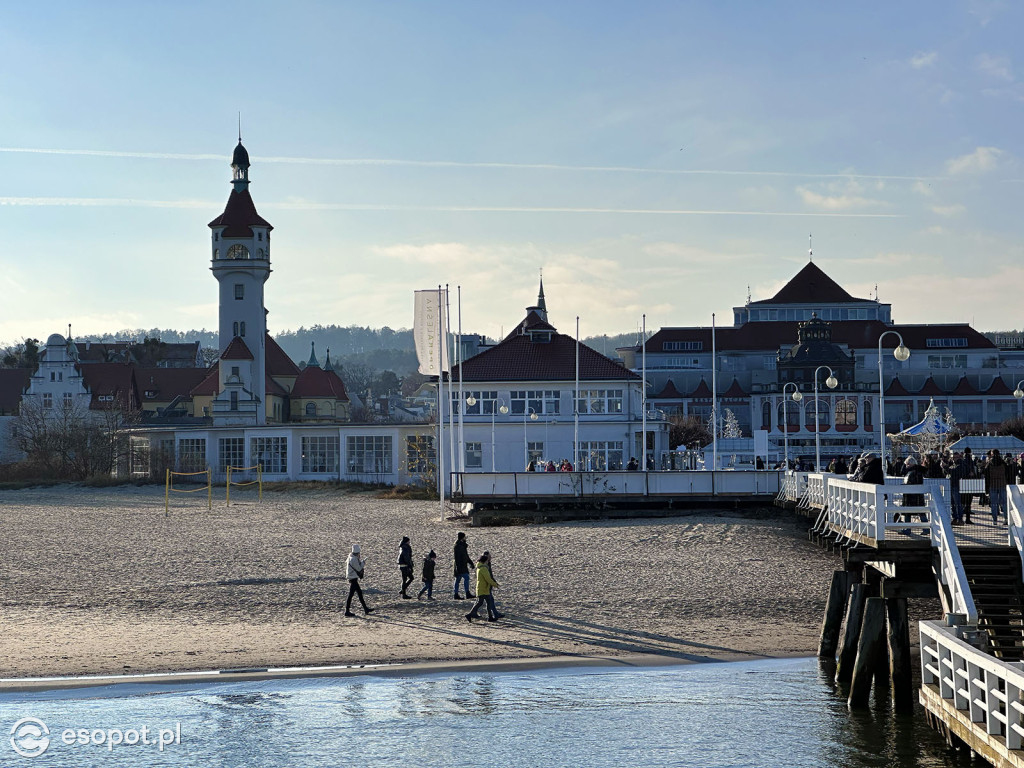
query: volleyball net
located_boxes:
[165,468,212,514]
[226,464,263,505]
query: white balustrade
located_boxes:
[928,490,978,624]
[920,621,1024,752]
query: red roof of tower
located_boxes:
[292,365,349,399]
[221,337,254,360]
[208,189,273,238]
[750,261,870,305]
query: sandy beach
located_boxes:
[0,485,939,683]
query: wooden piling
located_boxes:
[849,597,886,709]
[836,583,867,684]
[886,597,914,712]
[818,570,851,658]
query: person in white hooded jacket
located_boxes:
[345,544,374,617]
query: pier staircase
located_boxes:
[960,546,1024,661]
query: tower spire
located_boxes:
[307,341,319,368]
[537,269,547,320]
[808,233,813,262]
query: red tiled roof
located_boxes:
[136,368,210,402]
[0,368,30,414]
[917,376,945,396]
[502,310,556,342]
[885,377,910,396]
[266,374,289,397]
[688,378,713,398]
[652,379,685,399]
[208,189,273,238]
[951,377,978,396]
[80,363,139,411]
[722,378,747,398]
[291,365,349,399]
[454,319,639,383]
[986,377,1013,396]
[221,337,254,360]
[190,368,219,396]
[646,320,995,353]
[75,341,200,367]
[750,261,870,305]
[267,334,300,377]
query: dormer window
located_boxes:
[529,330,553,343]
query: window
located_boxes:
[809,399,831,428]
[257,232,263,241]
[230,391,238,410]
[305,402,317,417]
[302,436,339,473]
[527,442,545,465]
[863,399,873,428]
[455,390,498,415]
[218,438,245,471]
[214,233,219,242]
[928,354,967,369]
[250,436,288,473]
[50,371,55,381]
[510,390,560,415]
[233,322,239,337]
[777,402,800,428]
[234,284,244,300]
[663,341,703,351]
[240,322,246,337]
[835,399,857,426]
[926,338,968,348]
[465,442,483,469]
[43,393,53,409]
[231,366,240,379]
[63,393,73,407]
[177,438,207,472]
[214,249,220,260]
[406,435,436,473]
[576,441,624,471]
[577,389,623,415]
[347,435,393,474]
[226,244,250,260]
[761,401,772,429]
[763,356,777,370]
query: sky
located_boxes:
[0,1,1022,346]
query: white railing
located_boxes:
[821,477,947,544]
[779,471,808,503]
[804,473,827,510]
[929,491,978,625]
[1009,486,1024,581]
[920,621,1024,751]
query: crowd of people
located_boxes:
[343,531,505,622]
[817,446,1023,526]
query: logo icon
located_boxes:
[10,717,50,758]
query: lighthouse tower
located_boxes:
[207,139,273,424]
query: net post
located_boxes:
[226,466,231,507]
[207,468,212,510]
[258,464,263,501]
[165,468,170,516]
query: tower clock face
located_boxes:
[227,244,250,260]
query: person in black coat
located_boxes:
[853,452,885,484]
[417,550,437,600]
[453,532,475,600]
[398,536,414,599]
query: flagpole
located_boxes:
[574,316,580,470]
[437,285,445,521]
[711,312,718,473]
[445,284,455,489]
[457,285,464,473]
[642,314,647,471]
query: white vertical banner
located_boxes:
[414,289,450,376]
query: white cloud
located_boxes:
[910,51,938,69]
[932,204,966,217]
[976,53,1014,81]
[796,187,884,211]
[945,146,1005,175]
[921,226,947,236]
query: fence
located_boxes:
[164,468,212,514]
[226,464,263,505]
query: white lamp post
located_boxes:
[1014,381,1024,418]
[782,382,802,470]
[523,406,538,470]
[814,365,839,472]
[877,331,911,468]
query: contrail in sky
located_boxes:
[0,146,940,181]
[0,196,903,217]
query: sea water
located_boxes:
[1,658,962,767]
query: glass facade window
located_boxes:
[835,399,857,425]
[177,438,207,472]
[454,390,498,415]
[406,435,436,473]
[510,390,560,415]
[809,399,831,428]
[465,442,483,469]
[302,435,339,473]
[218,438,245,471]
[347,435,392,474]
[250,436,287,474]
[577,441,624,471]
[577,389,623,415]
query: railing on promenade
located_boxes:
[450,470,781,501]
[920,621,1024,751]
[779,471,808,504]
[929,489,978,625]
[1010,486,1024,580]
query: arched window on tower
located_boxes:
[214,249,220,260]
[227,244,250,260]
[232,322,239,337]
[864,399,873,429]
[305,402,317,417]
[761,401,771,430]
[240,322,246,337]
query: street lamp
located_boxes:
[1014,381,1024,418]
[813,365,839,472]
[782,382,802,470]
[523,406,538,470]
[877,331,911,468]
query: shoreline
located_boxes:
[0,650,816,695]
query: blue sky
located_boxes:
[1,1,1021,344]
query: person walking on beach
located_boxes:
[453,532,475,599]
[398,536,414,599]
[480,550,504,619]
[418,550,437,600]
[345,544,374,617]
[466,553,499,622]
